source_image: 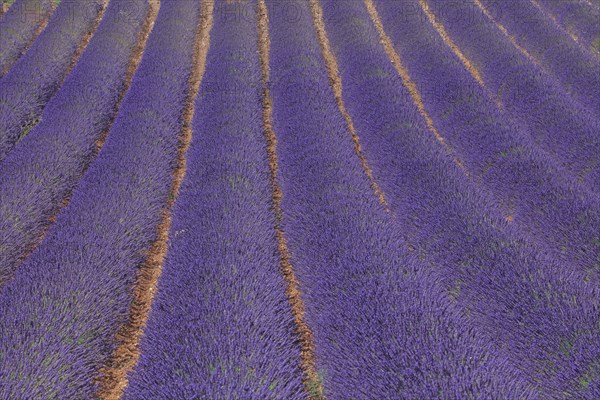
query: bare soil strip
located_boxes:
[530,0,581,44]
[364,0,469,175]
[257,0,324,398]
[418,0,484,87]
[29,3,55,56]
[419,0,507,108]
[472,0,541,66]
[309,0,389,210]
[94,1,214,399]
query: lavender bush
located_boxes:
[426,0,600,190]
[256,0,533,397]
[537,0,600,55]
[479,0,600,116]
[0,0,597,398]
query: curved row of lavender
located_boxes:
[260,0,531,398]
[471,0,600,184]
[0,0,55,76]
[0,0,201,397]
[321,0,600,396]
[0,0,150,285]
[124,2,305,397]
[537,0,600,55]
[374,0,600,290]
[428,0,600,191]
[480,0,600,117]
[0,0,105,161]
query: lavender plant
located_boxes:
[0,0,597,398]
[254,0,533,397]
[425,0,600,190]
[478,0,600,116]
[536,0,600,55]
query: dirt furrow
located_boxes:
[530,0,581,43]
[309,0,389,210]
[257,0,324,398]
[93,1,215,398]
[3,0,161,289]
[63,0,109,87]
[418,0,484,86]
[364,0,469,176]
[473,0,540,66]
[12,0,109,140]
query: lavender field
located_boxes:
[0,0,598,398]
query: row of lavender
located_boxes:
[0,0,598,397]
[127,0,598,395]
[469,0,600,187]
[0,0,106,161]
[261,0,529,396]
[0,0,202,397]
[536,0,600,56]
[444,0,599,188]
[371,0,600,290]
[393,0,600,193]
[0,0,151,284]
[483,0,600,115]
[123,0,556,397]
[0,0,55,76]
[322,0,599,397]
[123,2,305,397]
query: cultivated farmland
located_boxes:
[0,0,598,399]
